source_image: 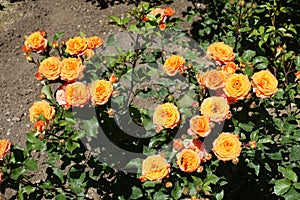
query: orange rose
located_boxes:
[61,58,85,82]
[164,7,175,17]
[38,57,62,80]
[163,55,186,76]
[222,62,238,74]
[212,133,242,161]
[87,36,104,49]
[34,120,45,132]
[83,49,95,60]
[65,82,90,107]
[224,73,251,102]
[176,149,201,172]
[198,70,227,90]
[153,103,180,129]
[251,70,278,98]
[65,37,88,55]
[24,31,47,53]
[0,139,11,160]
[29,100,55,123]
[90,80,113,105]
[149,8,164,17]
[188,115,211,137]
[140,155,170,181]
[295,71,300,80]
[200,96,230,122]
[206,42,235,65]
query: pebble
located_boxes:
[12,117,21,122]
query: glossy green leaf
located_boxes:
[130,186,143,199]
[11,168,26,180]
[274,179,291,195]
[24,158,38,171]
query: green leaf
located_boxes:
[268,152,282,160]
[22,186,36,194]
[215,190,224,200]
[109,16,121,25]
[294,182,300,189]
[295,56,300,70]
[203,174,219,186]
[274,179,291,196]
[239,122,254,132]
[41,85,54,100]
[250,130,259,141]
[53,168,64,184]
[283,186,300,200]
[242,50,256,61]
[130,186,143,199]
[171,182,183,199]
[278,167,298,183]
[53,32,64,41]
[153,191,169,200]
[178,95,194,108]
[11,168,26,180]
[66,141,80,153]
[247,160,260,176]
[55,194,66,200]
[24,158,38,171]
[290,146,300,161]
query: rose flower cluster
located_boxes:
[143,7,175,30]
[140,41,278,182]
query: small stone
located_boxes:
[12,117,21,122]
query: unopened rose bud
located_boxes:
[173,138,184,151]
[249,102,256,109]
[232,20,237,26]
[35,72,44,81]
[166,95,175,102]
[230,0,235,5]
[204,191,211,196]
[183,187,189,196]
[232,157,239,165]
[165,181,173,188]
[40,30,47,37]
[38,133,46,140]
[191,196,198,200]
[112,91,119,98]
[109,74,117,83]
[52,41,59,49]
[107,108,114,117]
[238,0,245,7]
[197,166,204,173]
[22,45,32,53]
[252,3,257,9]
[59,139,65,145]
[196,185,202,192]
[205,153,212,160]
[26,55,34,62]
[276,46,283,56]
[248,140,257,149]
[39,93,46,99]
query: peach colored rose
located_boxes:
[206,42,235,65]
[200,96,230,122]
[295,71,300,80]
[87,36,104,49]
[0,139,11,160]
[109,74,117,83]
[140,155,170,181]
[149,8,164,17]
[38,57,62,80]
[56,87,67,106]
[61,58,85,82]
[198,70,227,90]
[176,149,201,172]
[24,31,48,53]
[212,133,242,161]
[153,103,180,129]
[251,70,278,98]
[65,37,88,55]
[164,7,175,17]
[188,115,211,137]
[90,80,113,105]
[65,82,90,107]
[222,62,238,74]
[29,100,55,123]
[163,55,186,76]
[224,73,251,102]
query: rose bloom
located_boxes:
[140,155,170,181]
[188,115,211,137]
[61,58,85,82]
[65,36,88,55]
[38,57,62,80]
[212,132,242,161]
[24,31,48,53]
[206,42,235,65]
[29,100,55,123]
[87,36,104,49]
[56,86,67,106]
[65,82,90,107]
[176,149,201,173]
[163,55,186,76]
[148,8,164,18]
[198,70,227,90]
[164,7,175,17]
[224,73,251,102]
[187,139,207,157]
[153,103,180,129]
[200,96,230,122]
[0,139,11,160]
[296,71,300,80]
[222,62,238,74]
[90,80,113,105]
[251,70,278,98]
[34,120,45,132]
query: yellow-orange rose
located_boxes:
[251,70,278,98]
[206,42,235,65]
[24,31,47,53]
[83,49,95,60]
[224,73,251,102]
[29,100,55,123]
[87,36,104,49]
[153,103,180,129]
[198,70,227,90]
[222,61,238,74]
[65,82,90,107]
[65,37,88,55]
[90,80,113,105]
[188,115,211,137]
[200,96,230,122]
[61,58,85,82]
[212,133,242,161]
[176,149,201,172]
[163,55,186,76]
[38,57,62,80]
[140,155,170,181]
[0,139,11,160]
[296,71,300,80]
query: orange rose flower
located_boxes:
[83,49,95,60]
[198,70,227,90]
[29,100,55,123]
[87,36,104,49]
[188,115,211,137]
[24,31,47,53]
[61,58,85,82]
[90,80,113,105]
[222,62,238,74]
[224,73,251,102]
[251,70,278,98]
[65,37,88,55]
[212,133,242,161]
[176,149,201,172]
[140,155,170,181]
[153,103,180,129]
[164,7,175,17]
[206,42,235,65]
[65,82,90,107]
[296,71,300,80]
[0,139,11,160]
[163,55,186,76]
[34,120,45,132]
[200,96,230,122]
[149,8,164,17]
[38,57,62,80]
